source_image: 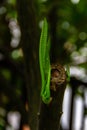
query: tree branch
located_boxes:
[38,64,66,130]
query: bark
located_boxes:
[38,64,66,130]
[16,0,40,129]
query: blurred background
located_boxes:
[0,0,87,130]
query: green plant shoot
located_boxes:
[39,18,51,104]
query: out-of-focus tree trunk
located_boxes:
[16,0,40,129]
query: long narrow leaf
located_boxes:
[39,18,51,104]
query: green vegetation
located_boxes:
[39,18,51,104]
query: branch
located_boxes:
[38,63,66,130]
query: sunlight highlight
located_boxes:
[72,96,83,130]
[71,0,80,4]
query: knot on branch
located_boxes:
[50,64,66,91]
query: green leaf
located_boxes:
[39,18,51,104]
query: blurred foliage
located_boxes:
[0,0,87,129]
